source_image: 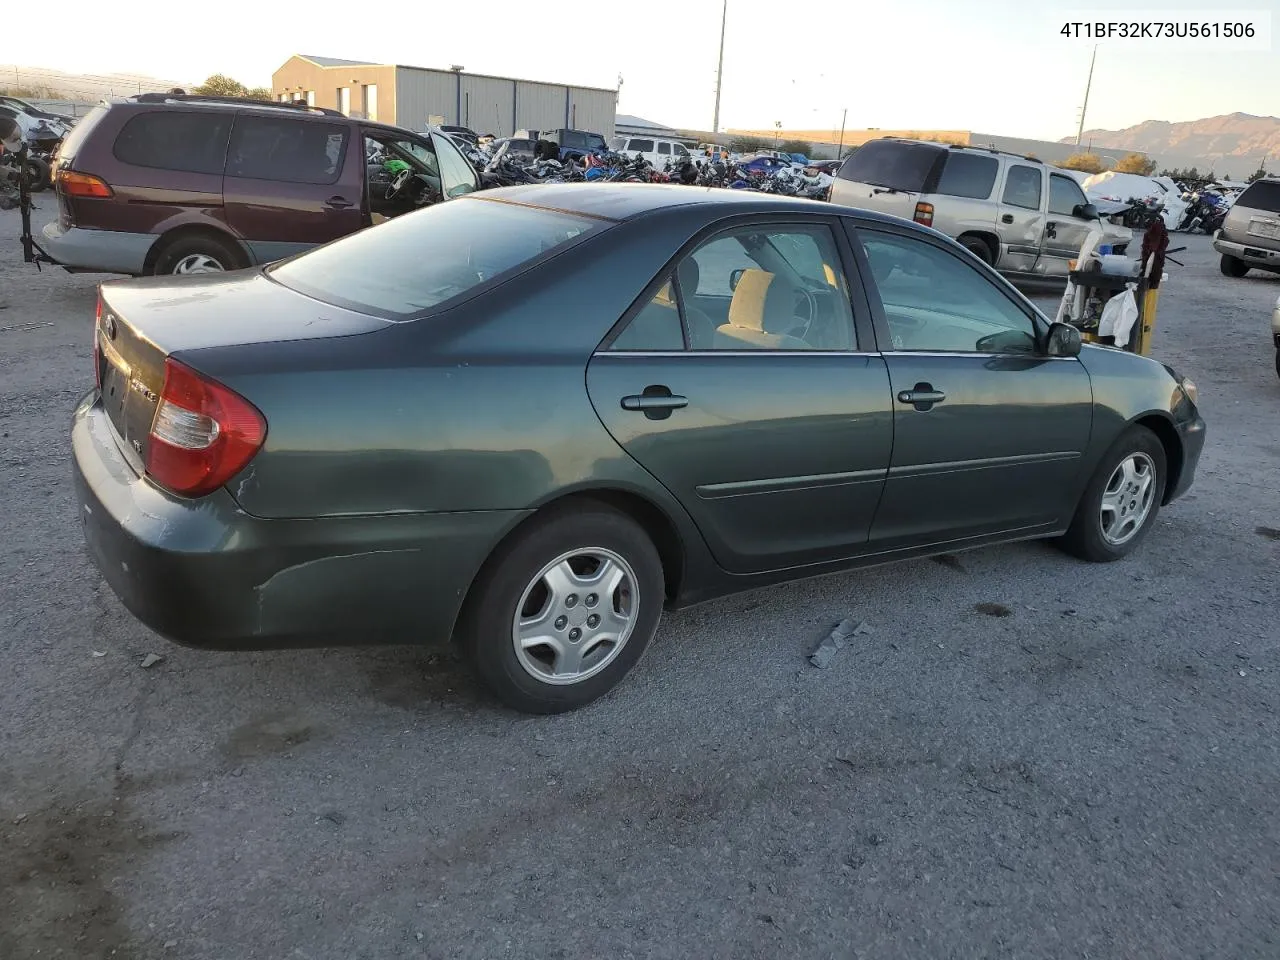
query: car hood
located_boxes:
[99,268,391,355]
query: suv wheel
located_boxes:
[959,235,993,265]
[1220,254,1250,278]
[153,235,246,276]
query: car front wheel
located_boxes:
[460,504,664,714]
[1060,425,1167,562]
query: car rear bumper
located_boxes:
[41,221,153,275]
[72,391,528,650]
[1168,411,1206,504]
[1213,235,1280,268]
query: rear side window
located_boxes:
[226,115,347,184]
[658,142,671,155]
[837,140,943,191]
[269,197,601,319]
[561,131,585,149]
[112,111,232,175]
[1002,165,1043,210]
[936,153,998,199]
[1236,180,1280,213]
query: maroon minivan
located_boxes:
[40,94,480,275]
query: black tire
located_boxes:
[959,235,993,265]
[25,157,49,192]
[1059,425,1167,563]
[459,504,665,714]
[152,234,246,276]
[1220,254,1250,278]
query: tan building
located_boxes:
[271,54,617,138]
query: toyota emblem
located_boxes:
[104,314,117,340]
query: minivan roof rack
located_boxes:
[131,93,345,118]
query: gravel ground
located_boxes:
[2,203,1278,960]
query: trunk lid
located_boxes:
[95,269,390,471]
[830,139,945,220]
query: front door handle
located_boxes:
[1045,221,1058,238]
[1000,213,1014,224]
[897,383,946,411]
[325,196,355,209]
[621,386,688,420]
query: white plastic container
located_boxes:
[1097,255,1139,277]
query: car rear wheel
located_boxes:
[460,504,664,714]
[1059,425,1167,562]
[959,235,993,265]
[153,235,246,276]
[1220,254,1250,278]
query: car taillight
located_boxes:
[145,358,266,498]
[913,202,935,227]
[93,293,102,389]
[57,169,113,198]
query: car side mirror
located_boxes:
[1073,202,1098,221]
[729,268,746,291]
[1045,321,1082,358]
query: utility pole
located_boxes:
[1075,44,1097,147]
[837,107,847,159]
[712,0,727,134]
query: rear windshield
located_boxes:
[268,198,602,319]
[838,140,942,192]
[54,103,109,160]
[1236,180,1280,213]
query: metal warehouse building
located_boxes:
[271,55,617,139]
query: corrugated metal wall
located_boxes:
[395,69,461,131]
[394,67,614,138]
[513,80,566,136]
[567,88,616,139]
[460,75,515,137]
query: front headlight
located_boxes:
[1179,377,1199,405]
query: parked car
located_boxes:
[611,136,695,169]
[1213,177,1280,278]
[487,136,539,164]
[34,93,479,276]
[738,155,795,175]
[517,128,608,163]
[73,184,1204,713]
[830,138,1133,279]
[0,95,76,134]
[808,159,843,176]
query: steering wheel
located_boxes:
[385,167,413,201]
[787,287,818,341]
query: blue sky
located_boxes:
[35,0,1280,139]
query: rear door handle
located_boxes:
[897,383,946,410]
[1000,213,1014,224]
[621,387,688,420]
[325,196,355,209]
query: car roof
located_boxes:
[109,95,430,139]
[874,136,1044,166]
[473,182,914,227]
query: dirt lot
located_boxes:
[2,202,1279,960]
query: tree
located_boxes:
[1114,152,1157,176]
[730,135,766,153]
[778,139,812,157]
[192,74,274,101]
[1061,152,1105,174]
[1248,165,1270,183]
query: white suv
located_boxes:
[612,136,694,170]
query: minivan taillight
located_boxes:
[913,202,935,227]
[145,358,266,497]
[57,169,113,198]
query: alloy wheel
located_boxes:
[1099,452,1156,546]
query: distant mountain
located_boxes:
[1064,112,1278,174]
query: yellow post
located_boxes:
[1137,287,1160,356]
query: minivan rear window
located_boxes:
[268,197,602,319]
[837,140,943,192]
[936,152,998,199]
[1236,180,1280,213]
[54,103,108,160]
[113,111,232,175]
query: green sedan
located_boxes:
[73,184,1206,713]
